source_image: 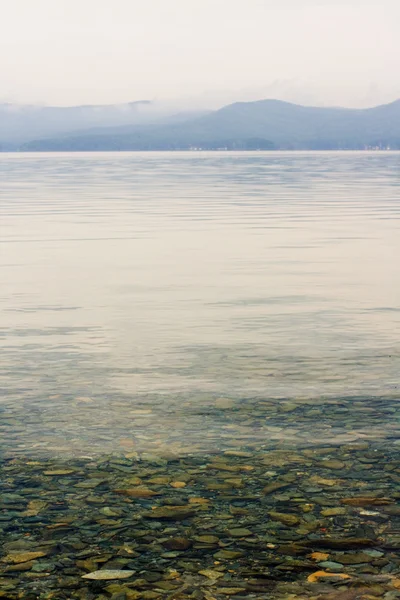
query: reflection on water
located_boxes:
[0,151,399,456]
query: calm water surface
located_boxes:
[1,151,399,456]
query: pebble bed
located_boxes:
[1,396,400,600]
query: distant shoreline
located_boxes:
[1,148,399,154]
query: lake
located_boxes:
[1,151,399,456]
[1,151,400,598]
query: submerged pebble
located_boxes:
[82,570,135,580]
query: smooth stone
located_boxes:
[207,463,242,472]
[147,476,170,484]
[341,496,394,506]
[143,506,196,520]
[199,569,225,580]
[100,507,123,517]
[321,508,347,516]
[307,571,351,583]
[152,581,180,591]
[75,479,106,488]
[194,535,219,544]
[224,451,253,458]
[43,470,75,476]
[162,498,188,506]
[162,537,192,550]
[268,511,300,526]
[213,550,244,560]
[114,487,160,498]
[311,552,330,561]
[309,475,338,487]
[317,561,344,571]
[279,403,298,413]
[206,482,234,491]
[229,506,249,515]
[262,481,290,495]
[2,551,46,564]
[226,528,253,537]
[223,476,244,486]
[342,442,370,451]
[279,544,313,556]
[5,561,35,572]
[336,552,374,564]
[82,570,135,580]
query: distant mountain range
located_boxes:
[0,101,209,149]
[2,99,400,151]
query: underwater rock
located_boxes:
[269,511,300,526]
[82,570,135,580]
[2,551,47,564]
[142,506,197,520]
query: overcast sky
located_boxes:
[2,0,400,108]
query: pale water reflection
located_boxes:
[1,151,399,456]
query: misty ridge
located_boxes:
[0,100,210,145]
[1,97,400,151]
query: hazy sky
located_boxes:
[2,0,400,108]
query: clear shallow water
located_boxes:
[1,151,399,456]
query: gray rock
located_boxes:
[317,561,344,571]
